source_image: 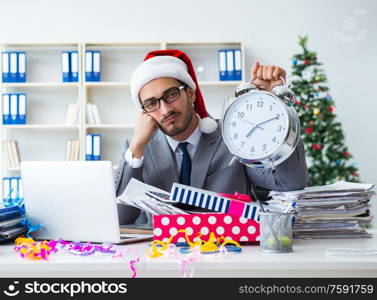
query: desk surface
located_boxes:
[1,231,377,278]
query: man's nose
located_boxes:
[159,100,172,114]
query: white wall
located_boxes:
[1,0,376,225]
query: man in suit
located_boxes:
[115,49,308,224]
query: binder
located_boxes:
[17,178,23,204]
[61,51,71,82]
[10,52,18,82]
[10,177,18,204]
[234,49,242,81]
[85,134,93,160]
[2,52,10,82]
[226,49,235,80]
[2,94,10,124]
[85,51,93,81]
[218,50,227,81]
[2,177,11,203]
[92,134,101,160]
[17,93,27,124]
[17,52,26,82]
[70,51,79,82]
[93,51,101,81]
[10,94,18,124]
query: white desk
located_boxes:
[0,231,376,278]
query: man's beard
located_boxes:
[159,106,194,137]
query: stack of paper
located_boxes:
[0,206,27,243]
[117,178,188,216]
[268,181,375,239]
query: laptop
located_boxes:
[20,161,153,244]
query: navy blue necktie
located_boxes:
[178,142,191,186]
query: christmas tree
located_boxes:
[291,36,360,186]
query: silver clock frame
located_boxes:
[221,81,301,169]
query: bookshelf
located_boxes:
[1,41,245,199]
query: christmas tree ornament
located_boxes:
[313,108,320,115]
[222,76,300,169]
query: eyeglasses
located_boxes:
[141,85,187,113]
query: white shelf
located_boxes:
[2,82,80,88]
[85,124,134,129]
[2,125,79,129]
[1,41,245,189]
[84,82,130,87]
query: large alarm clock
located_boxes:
[221,77,300,169]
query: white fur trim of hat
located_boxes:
[130,56,196,111]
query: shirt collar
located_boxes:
[165,125,202,152]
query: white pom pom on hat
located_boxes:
[130,49,217,134]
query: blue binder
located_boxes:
[234,49,242,81]
[2,94,10,124]
[218,50,227,81]
[85,134,93,160]
[226,49,235,80]
[2,52,10,82]
[9,52,18,82]
[70,51,79,82]
[61,51,71,82]
[10,94,18,124]
[2,177,11,204]
[10,177,18,205]
[17,178,24,204]
[92,51,101,82]
[92,134,101,160]
[17,52,26,82]
[17,93,27,124]
[85,51,93,81]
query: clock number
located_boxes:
[272,137,277,143]
[238,112,244,118]
[232,121,236,127]
[257,101,264,108]
[276,113,280,120]
[241,141,245,147]
[233,133,238,140]
[262,144,267,151]
[277,125,282,132]
[251,146,255,153]
[269,105,273,111]
[246,104,253,110]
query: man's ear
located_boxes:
[187,87,196,104]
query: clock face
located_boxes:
[223,91,290,160]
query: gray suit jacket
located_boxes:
[114,122,308,224]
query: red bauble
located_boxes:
[295,100,301,106]
[305,128,313,134]
[304,59,310,65]
[328,106,334,112]
[343,151,351,157]
[312,144,322,150]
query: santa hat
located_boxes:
[130,49,217,134]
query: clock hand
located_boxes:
[236,117,264,139]
[255,116,279,128]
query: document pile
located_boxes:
[117,178,187,215]
[0,205,27,243]
[268,181,375,239]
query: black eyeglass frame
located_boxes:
[141,85,187,113]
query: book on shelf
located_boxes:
[64,102,79,125]
[65,139,80,161]
[3,140,21,169]
[86,103,101,125]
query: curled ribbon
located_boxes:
[112,247,140,278]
